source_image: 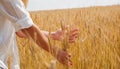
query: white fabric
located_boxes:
[0,0,34,69]
[0,60,8,69]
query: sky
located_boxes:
[27,0,120,11]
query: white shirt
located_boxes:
[0,0,34,69]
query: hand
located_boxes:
[56,49,72,66]
[51,25,79,43]
[68,28,79,43]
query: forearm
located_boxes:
[22,24,58,56]
[17,29,55,39]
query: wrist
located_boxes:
[49,46,60,58]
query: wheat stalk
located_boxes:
[60,21,70,51]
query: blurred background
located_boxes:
[27,0,120,11]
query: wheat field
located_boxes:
[17,5,120,69]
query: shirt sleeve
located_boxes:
[0,0,34,31]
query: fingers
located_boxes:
[69,34,78,40]
[69,28,79,43]
[62,53,72,66]
[70,28,79,37]
[71,28,79,33]
[65,54,73,66]
[64,53,73,66]
[57,50,73,66]
[59,25,79,43]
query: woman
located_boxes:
[0,0,78,69]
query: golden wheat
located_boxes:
[17,5,120,69]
